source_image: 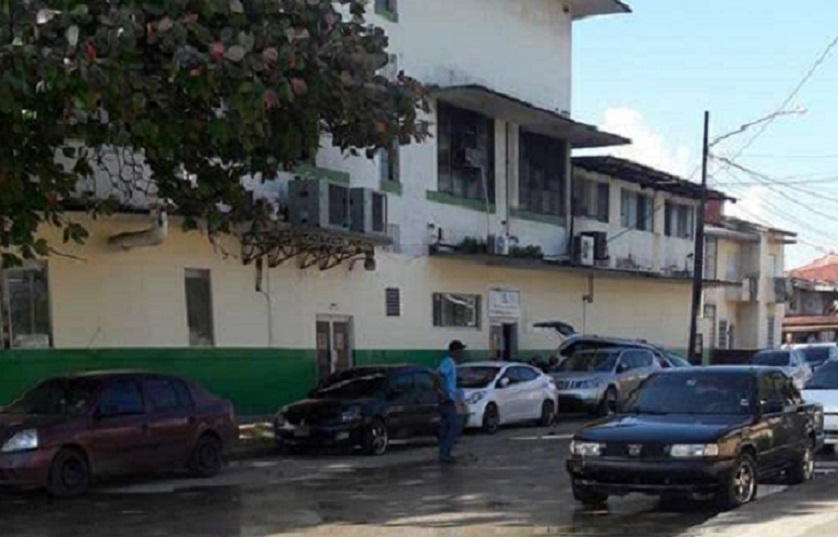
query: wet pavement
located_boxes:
[0,418,825,537]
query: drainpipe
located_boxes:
[108,210,168,250]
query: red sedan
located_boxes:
[0,371,238,496]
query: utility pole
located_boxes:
[688,111,710,364]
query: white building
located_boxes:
[0,0,728,414]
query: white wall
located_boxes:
[40,217,691,353]
[396,0,573,114]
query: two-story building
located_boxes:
[783,255,838,343]
[0,0,730,414]
[700,200,796,358]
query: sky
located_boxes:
[571,0,838,270]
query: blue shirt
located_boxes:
[438,356,460,402]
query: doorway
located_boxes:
[490,322,518,361]
[315,315,354,382]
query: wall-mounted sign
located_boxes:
[488,289,521,320]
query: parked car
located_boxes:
[660,351,693,368]
[802,361,838,451]
[792,343,838,370]
[551,344,664,416]
[0,371,238,497]
[567,367,824,510]
[274,365,438,456]
[458,362,558,434]
[753,349,813,390]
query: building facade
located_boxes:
[0,1,727,415]
[784,255,838,342]
[700,202,795,358]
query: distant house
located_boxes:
[785,255,838,343]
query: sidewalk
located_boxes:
[688,477,838,537]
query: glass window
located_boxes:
[626,372,754,415]
[172,380,193,408]
[557,349,620,373]
[437,104,495,204]
[379,143,400,184]
[2,377,98,416]
[754,351,791,367]
[665,202,694,239]
[572,179,609,222]
[1,265,52,348]
[185,269,214,347]
[704,237,719,281]
[432,293,481,328]
[757,373,778,403]
[315,374,386,399]
[774,373,801,406]
[458,366,501,389]
[145,379,185,412]
[513,366,539,383]
[374,0,398,18]
[519,131,565,217]
[620,189,654,232]
[806,362,838,390]
[97,380,145,416]
[414,372,435,394]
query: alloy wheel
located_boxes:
[371,422,389,455]
[733,460,756,504]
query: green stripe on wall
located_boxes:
[0,348,565,416]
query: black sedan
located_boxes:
[567,367,823,510]
[274,365,439,455]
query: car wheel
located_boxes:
[717,453,758,509]
[364,418,389,456]
[482,403,500,434]
[598,387,618,417]
[788,441,816,485]
[539,400,556,427]
[189,434,224,478]
[572,479,608,507]
[47,448,91,498]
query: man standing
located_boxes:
[436,340,466,464]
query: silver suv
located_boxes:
[551,342,665,416]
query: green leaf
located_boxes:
[224,45,246,62]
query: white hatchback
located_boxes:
[457,362,559,434]
[802,361,838,451]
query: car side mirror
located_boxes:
[497,377,511,389]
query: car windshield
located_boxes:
[314,374,386,399]
[557,349,620,373]
[2,378,99,416]
[753,351,790,367]
[800,347,832,365]
[458,367,501,389]
[625,373,753,415]
[805,364,838,390]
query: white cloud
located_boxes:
[726,185,769,223]
[587,107,693,178]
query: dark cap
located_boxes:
[448,340,467,352]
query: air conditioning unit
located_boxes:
[288,179,350,231]
[487,233,510,256]
[350,188,387,236]
[574,235,595,266]
[583,231,609,261]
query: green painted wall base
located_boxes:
[0,349,315,417]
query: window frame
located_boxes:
[96,379,146,417]
[664,201,695,239]
[518,130,566,217]
[620,189,655,232]
[432,292,481,329]
[436,103,496,205]
[184,268,215,348]
[379,142,400,185]
[374,0,398,21]
[573,179,610,223]
[0,263,53,349]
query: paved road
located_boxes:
[0,418,826,537]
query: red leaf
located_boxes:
[84,41,97,61]
[262,47,278,66]
[291,78,307,95]
[210,42,225,63]
[263,90,278,111]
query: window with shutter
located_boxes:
[385,288,401,317]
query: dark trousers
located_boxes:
[439,400,464,459]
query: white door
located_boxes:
[513,366,545,420]
[495,367,528,422]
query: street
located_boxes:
[2,417,829,537]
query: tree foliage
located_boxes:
[0,0,428,266]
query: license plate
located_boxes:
[294,426,310,438]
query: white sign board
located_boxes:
[488,289,521,320]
